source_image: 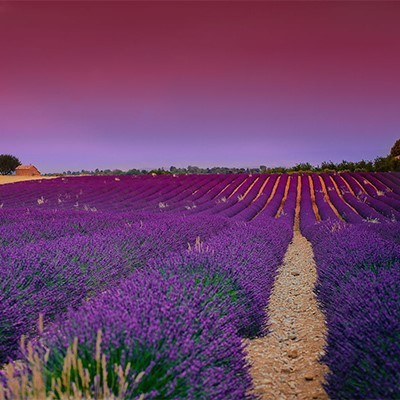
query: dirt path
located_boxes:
[246,220,328,399]
[0,176,55,185]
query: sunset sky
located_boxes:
[1,1,399,173]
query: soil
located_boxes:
[246,219,328,400]
[308,175,321,221]
[326,175,359,216]
[318,175,343,220]
[253,175,282,219]
[0,176,55,185]
[275,176,292,218]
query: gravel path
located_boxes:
[246,221,328,399]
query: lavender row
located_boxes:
[351,173,400,209]
[198,175,249,215]
[151,175,217,212]
[232,174,278,221]
[262,174,289,218]
[0,214,232,362]
[1,216,292,398]
[176,175,236,213]
[311,175,339,221]
[351,174,400,216]
[304,221,400,399]
[0,173,397,221]
[0,209,169,247]
[136,175,209,212]
[320,174,364,223]
[277,174,298,226]
[0,175,198,212]
[216,175,267,219]
[299,174,318,231]
[330,174,388,222]
[159,175,239,215]
[375,173,400,197]
[338,173,399,221]
[36,270,253,399]
[205,175,264,218]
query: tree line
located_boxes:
[1,139,399,176]
[57,139,400,175]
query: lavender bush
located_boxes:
[25,270,254,399]
[0,213,233,362]
[304,221,400,399]
[1,173,400,398]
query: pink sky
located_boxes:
[1,1,399,172]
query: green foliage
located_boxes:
[148,168,171,175]
[125,168,142,175]
[390,139,400,158]
[265,166,288,174]
[0,154,21,175]
[292,162,314,172]
[374,156,400,172]
[59,138,400,175]
[43,333,186,399]
[320,161,337,171]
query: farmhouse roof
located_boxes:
[16,164,38,169]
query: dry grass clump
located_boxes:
[0,329,142,400]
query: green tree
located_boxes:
[292,162,314,172]
[0,154,21,175]
[187,165,200,174]
[126,168,140,175]
[149,168,170,175]
[374,156,389,171]
[390,139,400,158]
[320,161,338,171]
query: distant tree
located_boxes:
[187,165,200,174]
[126,168,141,175]
[320,161,337,171]
[353,159,374,172]
[374,156,392,172]
[149,168,170,175]
[337,160,356,172]
[392,157,400,171]
[268,166,288,174]
[390,139,400,158]
[292,162,314,172]
[0,154,21,175]
[374,155,400,172]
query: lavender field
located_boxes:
[0,172,399,399]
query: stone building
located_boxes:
[15,165,41,176]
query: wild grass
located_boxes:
[0,328,142,400]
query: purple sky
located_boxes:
[1,1,399,173]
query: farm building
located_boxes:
[15,165,41,176]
